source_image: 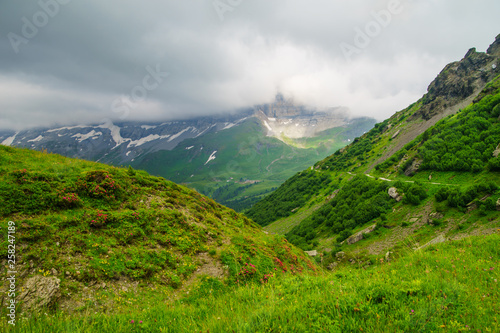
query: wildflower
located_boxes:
[131,320,134,324]
[139,321,143,324]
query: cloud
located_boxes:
[0,0,499,130]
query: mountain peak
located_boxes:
[487,33,500,56]
[411,34,500,121]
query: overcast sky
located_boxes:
[0,0,499,131]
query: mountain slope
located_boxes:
[246,34,500,254]
[132,117,373,211]
[1,100,375,212]
[0,145,316,312]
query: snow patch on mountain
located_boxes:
[1,132,18,146]
[168,127,193,142]
[141,125,157,130]
[263,121,273,132]
[205,151,217,165]
[128,134,171,148]
[195,123,217,138]
[186,146,194,150]
[28,135,44,143]
[72,130,103,142]
[98,122,130,148]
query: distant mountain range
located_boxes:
[0,96,376,210]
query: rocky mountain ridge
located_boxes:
[1,97,366,166]
[414,34,500,120]
[255,93,350,141]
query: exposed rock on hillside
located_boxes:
[18,276,61,311]
[493,143,500,157]
[388,187,403,202]
[414,35,500,121]
[254,94,359,140]
[305,250,318,257]
[404,159,422,176]
[345,224,377,245]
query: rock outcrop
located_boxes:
[412,36,500,121]
[426,212,444,225]
[18,275,61,311]
[404,159,422,176]
[335,251,346,261]
[388,187,403,202]
[493,143,500,158]
[345,224,377,245]
[305,250,318,257]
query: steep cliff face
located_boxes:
[414,35,500,120]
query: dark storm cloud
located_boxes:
[0,0,499,130]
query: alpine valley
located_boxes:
[1,35,500,332]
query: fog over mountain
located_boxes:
[0,0,499,130]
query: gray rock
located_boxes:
[385,251,393,262]
[391,130,401,139]
[305,250,317,257]
[388,187,403,202]
[345,224,377,245]
[418,234,446,250]
[466,201,477,212]
[493,143,500,158]
[404,159,422,176]
[19,276,61,311]
[335,251,346,261]
[427,212,444,224]
[327,262,338,270]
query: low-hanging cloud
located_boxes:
[0,0,499,130]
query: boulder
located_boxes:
[418,234,446,250]
[404,159,422,176]
[385,251,393,262]
[391,130,401,139]
[345,224,377,245]
[426,212,444,224]
[19,275,61,311]
[388,187,403,202]
[493,143,500,158]
[305,250,317,257]
[335,251,346,261]
[327,262,338,270]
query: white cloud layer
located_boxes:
[0,0,499,130]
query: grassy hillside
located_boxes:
[247,74,500,256]
[2,233,498,331]
[133,118,373,211]
[0,145,316,314]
